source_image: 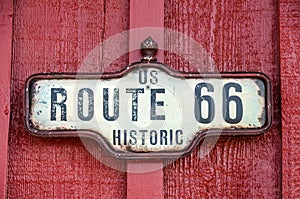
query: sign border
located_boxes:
[24,62,272,159]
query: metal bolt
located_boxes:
[140,36,158,62]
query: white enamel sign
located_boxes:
[26,63,271,158]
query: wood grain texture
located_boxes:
[7,0,128,198]
[164,0,281,198]
[280,1,300,198]
[0,0,12,198]
[127,1,164,199]
[129,0,164,62]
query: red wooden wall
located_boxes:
[164,0,280,198]
[0,0,299,198]
[0,0,12,198]
[7,0,128,198]
[280,0,300,198]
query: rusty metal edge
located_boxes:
[24,62,272,160]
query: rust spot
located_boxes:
[258,117,264,125]
[4,106,9,115]
[125,145,149,153]
[126,145,136,152]
[258,90,262,96]
[228,125,247,129]
[53,126,73,131]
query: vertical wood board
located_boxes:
[280,0,300,198]
[127,1,164,198]
[7,0,129,198]
[0,0,13,198]
[164,0,281,198]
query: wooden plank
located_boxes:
[164,0,281,198]
[7,0,128,198]
[0,0,12,198]
[127,161,164,199]
[280,1,300,198]
[127,0,164,199]
[129,0,164,62]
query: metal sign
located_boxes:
[25,64,271,159]
[25,38,271,159]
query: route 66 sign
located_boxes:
[25,38,271,159]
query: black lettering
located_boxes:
[194,83,215,123]
[78,88,94,121]
[160,130,167,145]
[113,130,121,145]
[103,88,119,121]
[150,130,157,145]
[175,130,183,145]
[169,129,173,145]
[150,70,158,84]
[139,69,147,84]
[223,83,243,124]
[140,130,147,145]
[129,130,137,145]
[126,88,144,121]
[51,88,67,121]
[123,130,127,145]
[151,89,165,120]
